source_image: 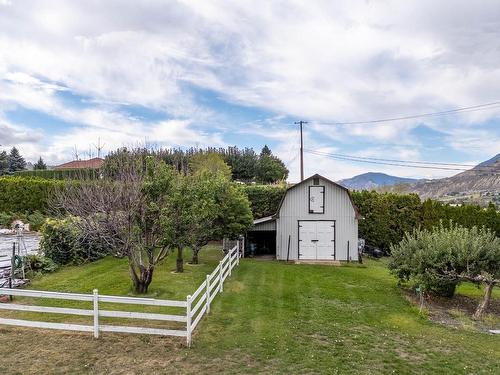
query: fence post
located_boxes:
[219,261,223,293]
[93,289,99,339]
[186,294,192,347]
[206,274,211,314]
[229,251,232,276]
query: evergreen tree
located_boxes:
[34,156,47,170]
[256,145,289,183]
[8,147,26,172]
[0,150,8,175]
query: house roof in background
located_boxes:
[54,157,104,170]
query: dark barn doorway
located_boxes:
[246,230,276,257]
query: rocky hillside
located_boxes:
[409,154,500,199]
[338,172,418,190]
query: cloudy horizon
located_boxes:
[1,0,500,181]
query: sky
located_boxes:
[1,0,500,182]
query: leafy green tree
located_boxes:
[34,157,47,170]
[256,145,288,183]
[189,152,232,180]
[0,150,8,175]
[8,147,26,172]
[389,223,500,318]
[184,154,253,265]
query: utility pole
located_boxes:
[294,120,308,181]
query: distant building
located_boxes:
[54,157,104,170]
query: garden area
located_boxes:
[0,253,499,374]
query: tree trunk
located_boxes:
[176,247,184,273]
[473,282,493,320]
[129,263,154,294]
[191,246,200,265]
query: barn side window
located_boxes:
[309,186,325,214]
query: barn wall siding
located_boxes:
[276,177,358,261]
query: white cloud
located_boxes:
[0,1,499,176]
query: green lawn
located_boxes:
[0,248,499,374]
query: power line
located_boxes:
[305,149,500,173]
[313,100,500,126]
[304,149,477,167]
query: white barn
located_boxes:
[246,174,360,261]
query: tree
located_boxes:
[53,151,176,293]
[389,223,500,318]
[186,169,253,265]
[189,152,232,180]
[0,151,8,175]
[256,145,288,183]
[8,147,26,172]
[34,156,47,170]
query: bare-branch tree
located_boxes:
[52,151,175,293]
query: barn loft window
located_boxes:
[309,186,325,214]
[313,177,320,185]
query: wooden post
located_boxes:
[347,241,350,263]
[186,295,192,347]
[92,289,99,339]
[229,252,232,277]
[219,261,223,293]
[205,274,211,314]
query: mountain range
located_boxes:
[338,153,500,203]
[338,172,419,190]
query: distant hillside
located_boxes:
[409,154,500,200]
[338,172,419,190]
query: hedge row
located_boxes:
[1,177,499,252]
[0,177,62,214]
[14,168,100,180]
[242,184,287,218]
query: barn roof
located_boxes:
[274,174,362,219]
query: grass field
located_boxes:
[0,247,499,374]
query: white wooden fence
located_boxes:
[0,245,241,346]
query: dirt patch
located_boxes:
[403,289,500,332]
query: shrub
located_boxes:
[0,211,47,231]
[24,254,58,276]
[40,217,110,265]
[389,223,499,298]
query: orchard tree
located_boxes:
[34,156,47,170]
[8,147,26,172]
[389,223,500,318]
[54,151,178,293]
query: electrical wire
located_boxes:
[312,100,500,126]
[304,149,477,167]
[305,149,500,173]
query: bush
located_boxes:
[388,223,499,297]
[40,217,110,265]
[14,168,100,180]
[24,254,58,276]
[0,211,47,231]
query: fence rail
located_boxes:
[0,245,241,346]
